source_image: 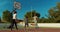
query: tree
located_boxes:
[48,2,60,23]
[2,10,12,22]
[25,10,40,17]
[25,10,40,23]
[57,3,60,10]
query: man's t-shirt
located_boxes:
[33,16,38,21]
[13,13,17,19]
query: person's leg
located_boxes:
[8,25,11,28]
[27,22,29,27]
[14,20,18,30]
[11,20,14,30]
[35,20,38,28]
[11,22,14,30]
[25,23,26,27]
[27,24,29,27]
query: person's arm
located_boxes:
[36,16,38,20]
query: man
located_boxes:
[10,11,18,30]
[24,16,29,27]
[33,13,38,28]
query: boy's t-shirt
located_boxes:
[13,13,17,19]
[33,16,38,21]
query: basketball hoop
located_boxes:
[14,1,21,9]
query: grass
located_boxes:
[0,23,24,30]
[0,23,60,30]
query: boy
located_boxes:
[10,11,18,30]
[25,16,29,27]
[33,13,38,28]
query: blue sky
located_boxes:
[0,0,60,20]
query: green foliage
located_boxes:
[38,17,50,23]
[25,10,40,23]
[57,3,60,10]
[38,2,60,23]
[25,10,40,17]
[48,2,60,23]
[2,10,12,22]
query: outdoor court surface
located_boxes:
[0,28,60,32]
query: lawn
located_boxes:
[0,23,24,30]
[0,23,60,30]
